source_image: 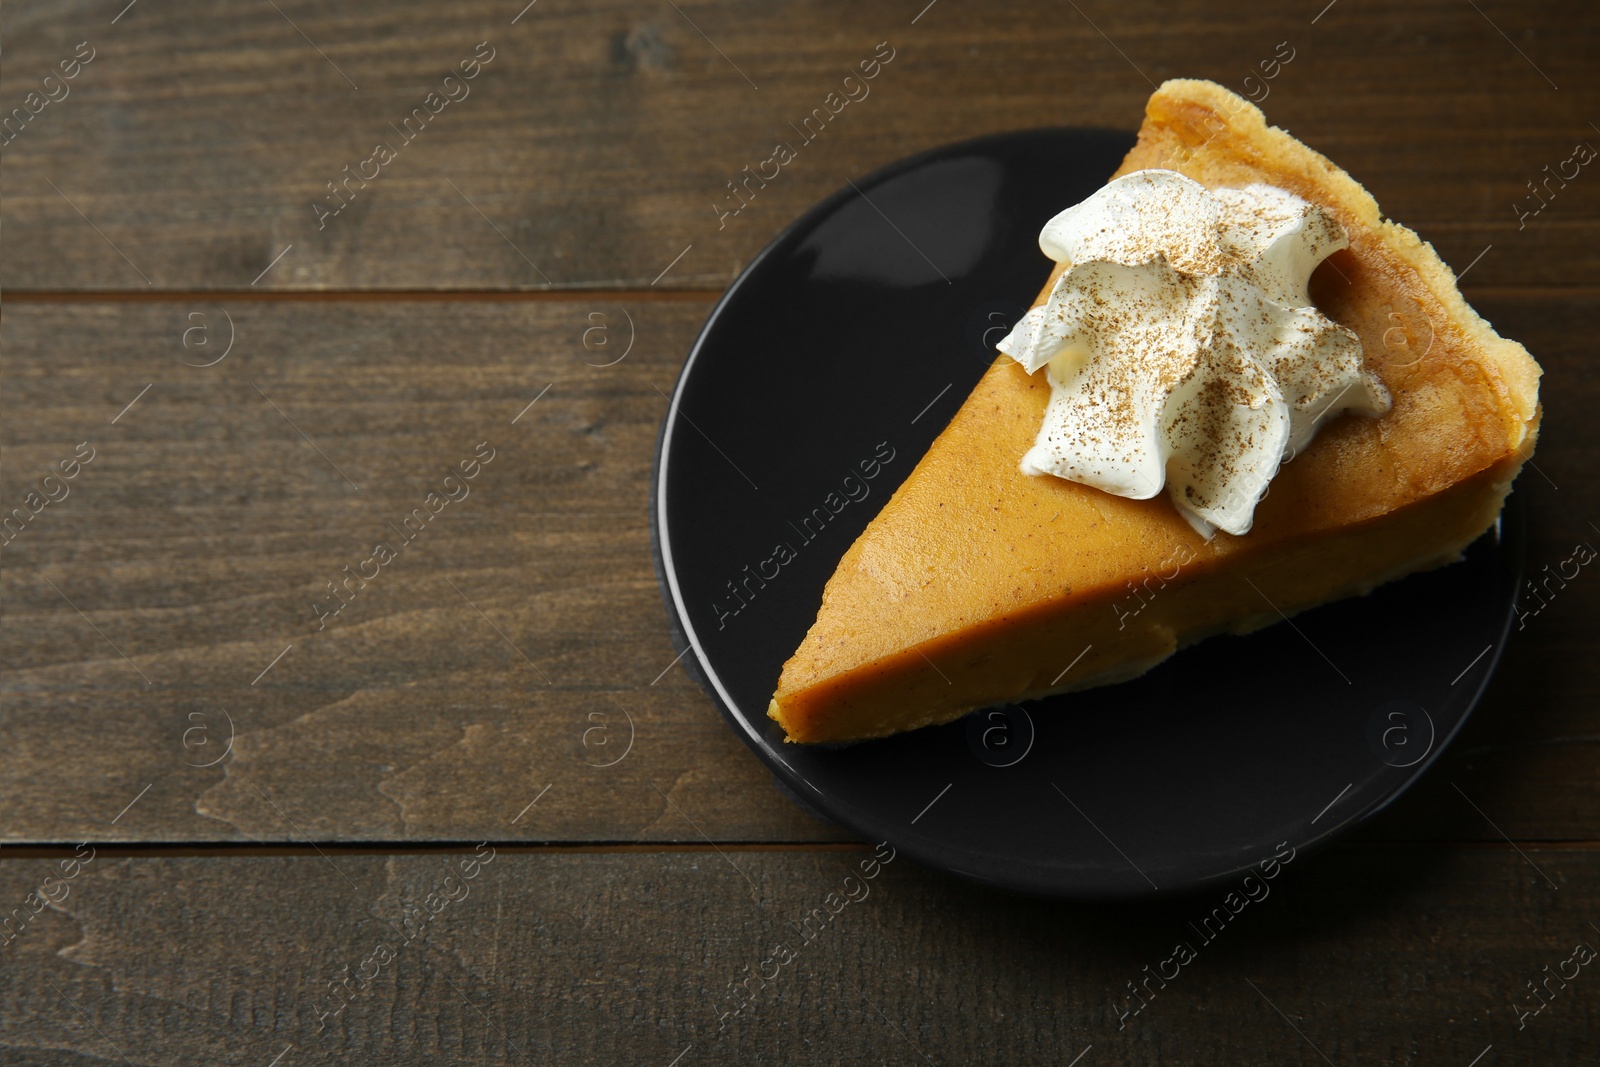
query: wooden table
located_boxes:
[3,1,1596,1062]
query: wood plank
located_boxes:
[2,845,1597,1063]
[2,0,1597,291]
[0,296,848,845]
[1,293,1595,845]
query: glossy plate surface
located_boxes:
[651,128,1523,898]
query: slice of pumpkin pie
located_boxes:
[766,78,1541,745]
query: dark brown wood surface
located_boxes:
[3,0,1598,292]
[3,0,1597,1062]
[0,297,861,846]
[2,847,1597,1065]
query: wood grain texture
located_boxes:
[0,297,843,844]
[2,0,1598,292]
[1,293,1595,845]
[1,846,1596,1065]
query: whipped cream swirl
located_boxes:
[996,169,1390,536]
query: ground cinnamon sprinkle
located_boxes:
[995,169,1391,535]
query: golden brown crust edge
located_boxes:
[1132,79,1541,453]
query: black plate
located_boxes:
[650,128,1523,899]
